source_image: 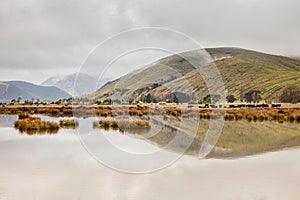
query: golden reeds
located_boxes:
[14,116,59,134]
[1,105,299,124]
[93,119,150,132]
[59,119,79,129]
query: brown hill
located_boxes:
[94,47,300,103]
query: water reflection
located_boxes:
[18,128,59,135]
[1,114,300,159]
[0,115,18,127]
[92,117,152,136]
[89,115,300,159]
[0,114,300,199]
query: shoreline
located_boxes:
[0,104,299,123]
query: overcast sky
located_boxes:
[0,0,299,84]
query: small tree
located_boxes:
[17,96,22,104]
[240,86,244,102]
[103,99,112,105]
[203,94,221,104]
[10,99,16,105]
[244,90,261,103]
[280,85,300,103]
[95,100,102,105]
[144,93,151,103]
[226,95,237,103]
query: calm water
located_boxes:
[1,115,300,199]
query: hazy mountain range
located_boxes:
[0,81,70,102]
[0,73,103,102]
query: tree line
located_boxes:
[1,85,299,106]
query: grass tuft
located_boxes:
[14,116,59,135]
[59,119,79,129]
[93,118,150,133]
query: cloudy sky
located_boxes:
[0,0,299,84]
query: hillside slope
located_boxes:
[94,47,300,103]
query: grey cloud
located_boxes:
[0,0,299,83]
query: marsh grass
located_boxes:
[59,119,79,129]
[92,106,300,124]
[14,116,59,135]
[1,105,300,124]
[118,119,150,130]
[221,108,300,123]
[93,118,150,133]
[18,113,30,119]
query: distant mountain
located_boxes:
[42,73,98,96]
[0,81,70,102]
[94,47,300,103]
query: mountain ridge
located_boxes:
[93,47,300,103]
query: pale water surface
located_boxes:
[0,115,300,200]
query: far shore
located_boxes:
[0,103,299,124]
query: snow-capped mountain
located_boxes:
[42,73,99,97]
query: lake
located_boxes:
[1,114,300,199]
